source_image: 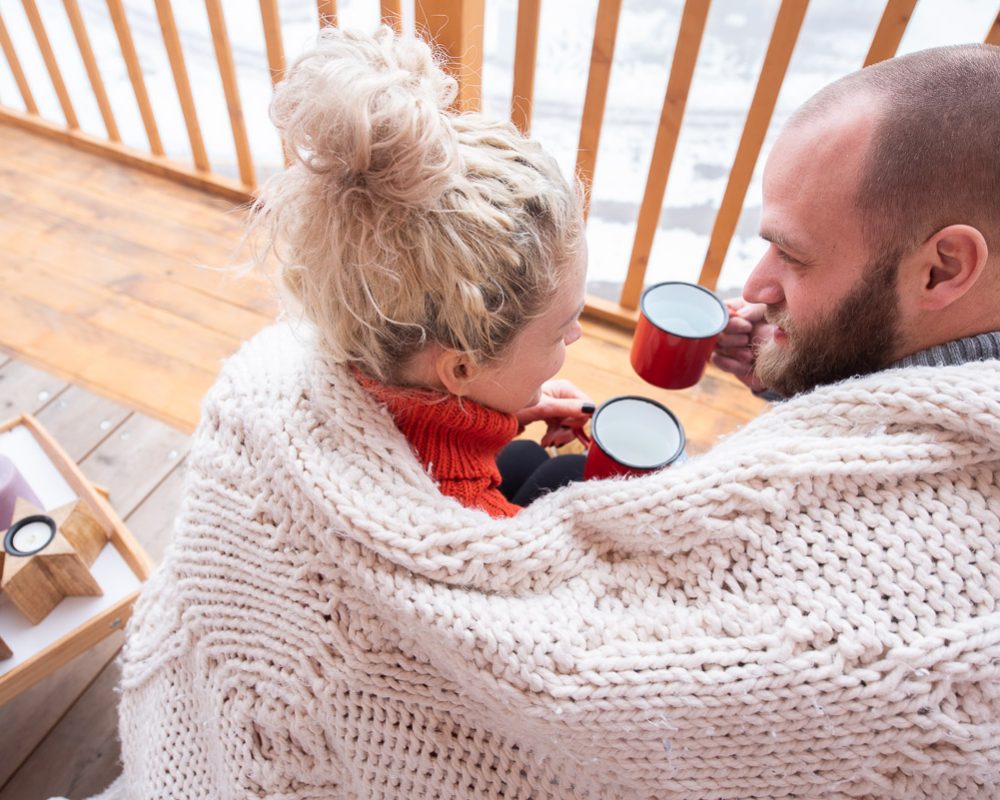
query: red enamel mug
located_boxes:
[630,281,729,390]
[581,396,686,480]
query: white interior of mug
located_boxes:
[642,282,726,338]
[593,398,682,468]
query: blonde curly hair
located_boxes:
[250,26,585,384]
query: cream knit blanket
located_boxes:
[108,323,1000,799]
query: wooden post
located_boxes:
[986,9,1000,45]
[510,0,542,134]
[381,0,403,33]
[21,0,79,128]
[575,0,623,219]
[697,0,808,290]
[205,0,257,187]
[63,0,120,142]
[0,13,38,115]
[619,0,710,310]
[864,0,917,67]
[107,0,165,155]
[154,0,211,172]
[415,0,485,113]
[318,0,337,28]
[259,0,286,86]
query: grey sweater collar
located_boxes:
[890,331,1000,370]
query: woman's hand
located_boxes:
[711,299,772,393]
[516,380,595,448]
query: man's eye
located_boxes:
[774,248,801,265]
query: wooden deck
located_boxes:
[0,123,766,796]
[0,122,764,451]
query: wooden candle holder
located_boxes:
[2,498,105,625]
[0,414,153,705]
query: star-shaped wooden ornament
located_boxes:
[1,498,106,625]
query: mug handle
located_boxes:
[570,426,592,449]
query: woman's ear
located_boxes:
[434,349,480,396]
[912,224,989,311]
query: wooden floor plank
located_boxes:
[0,123,247,235]
[124,458,188,564]
[80,414,189,519]
[0,160,245,268]
[0,656,123,800]
[34,385,132,462]
[0,255,243,376]
[0,193,275,318]
[0,360,69,419]
[0,290,216,431]
[0,631,123,792]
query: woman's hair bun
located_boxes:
[271,25,459,207]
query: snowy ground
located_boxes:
[0,0,994,297]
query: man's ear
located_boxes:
[434,349,480,396]
[912,224,989,311]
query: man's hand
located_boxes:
[711,299,772,393]
[516,380,595,448]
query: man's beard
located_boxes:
[754,253,901,397]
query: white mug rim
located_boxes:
[591,395,686,471]
[639,281,729,340]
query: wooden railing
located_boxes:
[1,1,998,329]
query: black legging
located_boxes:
[496,440,585,507]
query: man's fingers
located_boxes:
[711,353,754,377]
[717,332,751,349]
[723,316,754,336]
[735,302,768,323]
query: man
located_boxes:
[713,43,1000,398]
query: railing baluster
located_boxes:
[986,8,1000,45]
[864,0,917,67]
[21,0,78,128]
[381,0,403,33]
[204,0,257,188]
[154,0,210,172]
[62,0,120,141]
[259,0,286,87]
[510,0,541,134]
[697,0,808,290]
[619,0,710,310]
[415,0,485,113]
[106,0,164,155]
[0,13,39,115]
[575,0,622,219]
[318,0,337,28]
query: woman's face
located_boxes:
[460,248,588,414]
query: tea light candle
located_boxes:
[5,514,56,555]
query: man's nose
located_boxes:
[742,252,784,306]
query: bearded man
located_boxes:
[714,45,1000,397]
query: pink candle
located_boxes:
[0,455,42,529]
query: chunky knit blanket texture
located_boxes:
[104,323,1000,799]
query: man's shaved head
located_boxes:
[788,44,1000,265]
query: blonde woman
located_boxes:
[255,25,592,517]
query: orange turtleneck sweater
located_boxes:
[354,371,522,518]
